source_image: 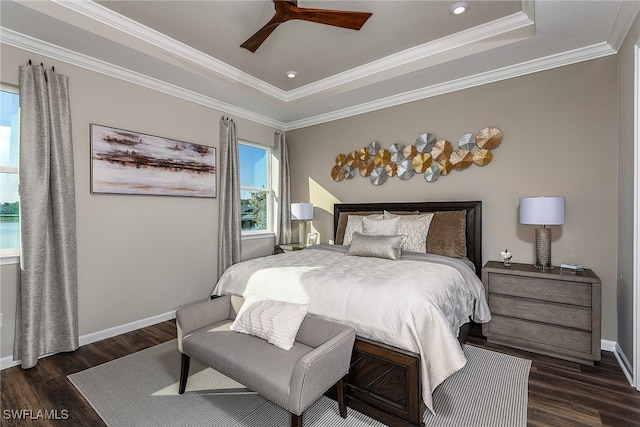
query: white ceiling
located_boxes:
[1,1,638,130]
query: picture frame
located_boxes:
[307,232,318,246]
[90,124,216,198]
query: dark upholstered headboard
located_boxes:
[333,201,482,277]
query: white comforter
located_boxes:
[212,244,491,413]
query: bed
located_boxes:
[212,201,490,427]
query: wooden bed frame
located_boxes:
[330,201,482,427]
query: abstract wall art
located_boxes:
[91,124,216,197]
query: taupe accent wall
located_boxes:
[287,56,620,341]
[0,43,278,360]
[0,38,634,363]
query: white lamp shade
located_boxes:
[291,202,314,220]
[519,196,565,225]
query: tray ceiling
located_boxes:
[1,1,636,129]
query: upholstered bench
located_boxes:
[176,295,357,427]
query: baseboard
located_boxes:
[77,310,176,347]
[601,338,617,352]
[0,310,176,370]
[601,338,635,387]
[612,342,635,387]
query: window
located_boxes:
[239,141,271,234]
[0,86,20,258]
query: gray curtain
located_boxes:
[217,117,241,279]
[15,64,79,369]
[275,132,292,244]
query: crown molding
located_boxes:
[285,9,535,102]
[0,28,286,131]
[0,18,618,133]
[2,25,616,131]
[51,0,287,100]
[607,0,640,52]
[284,42,616,130]
[52,0,534,105]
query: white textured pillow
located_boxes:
[383,211,434,253]
[343,214,383,245]
[230,296,309,350]
[347,232,405,260]
[362,216,400,236]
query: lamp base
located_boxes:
[534,226,552,269]
[298,221,308,248]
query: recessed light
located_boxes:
[450,1,469,15]
[286,70,298,79]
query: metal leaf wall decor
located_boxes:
[330,127,503,186]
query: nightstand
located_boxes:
[482,261,601,364]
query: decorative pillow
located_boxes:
[383,211,434,253]
[335,211,375,244]
[347,232,405,260]
[362,216,400,236]
[230,296,309,350]
[426,210,467,258]
[335,211,416,244]
[342,213,383,245]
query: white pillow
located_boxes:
[230,296,309,350]
[383,211,434,253]
[362,216,400,236]
[342,214,383,245]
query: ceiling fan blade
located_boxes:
[241,20,282,52]
[241,0,372,52]
[241,1,294,52]
[294,8,372,30]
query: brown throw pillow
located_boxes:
[426,210,467,258]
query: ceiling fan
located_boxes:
[241,0,372,52]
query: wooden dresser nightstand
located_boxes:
[482,261,601,364]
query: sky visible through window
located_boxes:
[239,143,269,232]
[0,89,20,251]
[239,144,267,189]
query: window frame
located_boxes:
[238,140,273,237]
[0,83,20,263]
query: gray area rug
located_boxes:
[69,340,530,427]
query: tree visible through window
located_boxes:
[239,142,271,233]
[0,87,20,257]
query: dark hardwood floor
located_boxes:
[465,334,640,427]
[1,321,177,427]
[2,320,639,426]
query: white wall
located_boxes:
[617,11,640,378]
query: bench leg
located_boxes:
[336,377,347,418]
[178,354,190,394]
[291,413,302,427]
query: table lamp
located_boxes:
[519,196,565,269]
[291,202,313,247]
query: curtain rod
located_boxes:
[27,59,55,72]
